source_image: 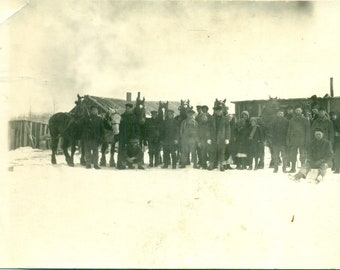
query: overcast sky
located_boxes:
[1,0,340,117]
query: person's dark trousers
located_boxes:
[163,144,177,167]
[208,143,225,167]
[199,140,208,168]
[273,145,288,171]
[84,139,99,167]
[117,141,127,169]
[288,144,307,168]
[148,138,160,166]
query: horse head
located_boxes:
[135,92,146,125]
[106,108,121,135]
[214,98,228,115]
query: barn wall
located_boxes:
[8,120,50,150]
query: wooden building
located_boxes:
[232,96,340,119]
[8,120,50,150]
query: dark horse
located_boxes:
[99,109,121,167]
[175,99,192,165]
[48,95,86,166]
[258,97,280,168]
[134,92,147,163]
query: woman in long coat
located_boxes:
[235,111,251,170]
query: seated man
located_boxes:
[293,128,333,183]
[126,138,144,170]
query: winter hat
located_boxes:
[250,117,257,123]
[241,111,249,118]
[125,103,133,108]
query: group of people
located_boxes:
[80,101,340,182]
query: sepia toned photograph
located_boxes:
[1,0,340,268]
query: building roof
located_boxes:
[70,95,181,116]
[231,96,340,103]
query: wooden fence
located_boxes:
[8,120,50,150]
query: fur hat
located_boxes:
[314,127,324,133]
[125,103,133,108]
[241,111,249,117]
[294,104,302,110]
[250,117,257,123]
[201,105,209,111]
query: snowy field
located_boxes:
[1,147,340,268]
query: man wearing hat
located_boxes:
[333,112,340,174]
[196,105,211,169]
[311,107,334,144]
[270,108,289,173]
[286,104,311,173]
[145,110,161,167]
[82,105,104,169]
[285,106,294,121]
[160,109,179,169]
[179,109,199,168]
[207,102,231,171]
[117,103,142,169]
[293,128,333,183]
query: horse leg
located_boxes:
[100,142,107,166]
[51,136,59,164]
[80,140,86,166]
[109,141,116,167]
[62,138,72,166]
[70,140,76,167]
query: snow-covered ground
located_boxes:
[1,147,340,268]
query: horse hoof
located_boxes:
[68,163,74,167]
[51,160,57,165]
[100,161,106,166]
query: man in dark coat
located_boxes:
[160,109,179,169]
[293,128,333,183]
[247,117,264,170]
[225,108,237,170]
[270,108,289,173]
[82,106,104,169]
[333,115,340,174]
[286,105,311,173]
[196,105,211,169]
[311,107,334,144]
[117,103,142,169]
[179,109,199,168]
[207,103,231,171]
[146,110,161,167]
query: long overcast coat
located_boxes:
[287,115,311,147]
